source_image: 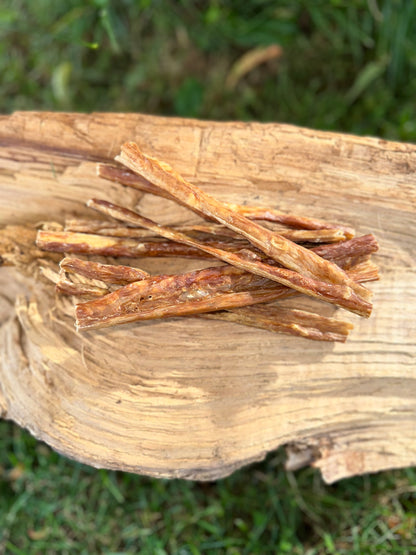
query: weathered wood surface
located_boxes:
[0,111,415,482]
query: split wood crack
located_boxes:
[34,142,379,342]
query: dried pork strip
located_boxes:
[41,265,111,297]
[64,219,237,238]
[276,228,346,243]
[115,143,368,306]
[58,241,379,302]
[347,259,378,283]
[36,230,225,259]
[74,272,306,330]
[97,163,172,199]
[75,287,286,330]
[200,306,353,342]
[75,253,376,331]
[229,205,354,237]
[87,199,372,317]
[63,238,379,292]
[312,233,378,269]
[243,233,379,270]
[61,256,378,329]
[75,265,274,330]
[56,274,110,297]
[65,219,244,241]
[65,218,152,237]
[60,257,149,285]
[98,162,355,237]
[65,218,346,244]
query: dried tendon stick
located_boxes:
[64,219,238,239]
[228,205,354,237]
[60,257,149,285]
[312,233,378,270]
[75,258,376,334]
[200,305,353,342]
[75,266,279,330]
[61,244,379,303]
[56,274,110,297]
[115,143,368,305]
[63,236,379,292]
[87,199,372,317]
[347,259,378,283]
[36,229,225,259]
[97,163,171,199]
[41,265,111,297]
[98,162,355,237]
[75,240,378,332]
[75,275,336,332]
[60,236,377,301]
[65,218,347,244]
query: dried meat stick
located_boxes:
[72,237,378,330]
[346,259,378,283]
[64,219,236,238]
[312,234,378,269]
[56,274,109,297]
[200,306,353,342]
[115,143,368,304]
[87,198,372,317]
[36,230,226,259]
[98,162,355,237]
[65,218,346,244]
[75,266,277,330]
[74,272,307,330]
[97,163,172,199]
[227,205,354,237]
[58,243,379,301]
[59,257,149,285]
[58,240,378,307]
[41,265,111,297]
[74,254,377,331]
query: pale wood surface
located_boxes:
[0,111,415,482]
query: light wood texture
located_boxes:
[0,111,415,482]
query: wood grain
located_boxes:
[0,111,415,482]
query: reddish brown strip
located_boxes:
[200,306,353,342]
[87,199,372,317]
[60,257,149,285]
[74,244,378,331]
[36,230,226,259]
[65,218,346,244]
[115,144,369,308]
[98,162,355,237]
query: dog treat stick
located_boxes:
[87,198,372,317]
[98,162,355,237]
[65,218,347,244]
[200,306,353,343]
[114,144,369,309]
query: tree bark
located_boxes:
[0,111,415,482]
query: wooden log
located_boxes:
[0,111,415,483]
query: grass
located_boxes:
[1,421,415,554]
[1,1,416,553]
[1,0,415,140]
